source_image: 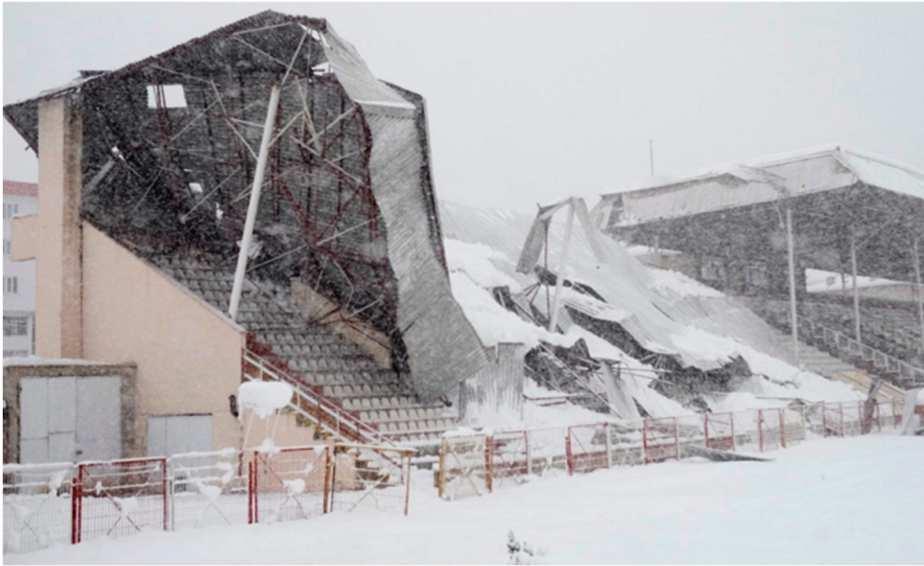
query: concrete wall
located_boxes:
[35,97,83,358]
[82,223,246,455]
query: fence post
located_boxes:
[565,429,574,475]
[730,412,736,452]
[524,430,531,476]
[403,453,411,517]
[71,465,83,544]
[604,423,613,469]
[821,402,827,435]
[839,403,845,436]
[247,458,255,524]
[875,402,882,432]
[779,409,786,449]
[758,409,765,452]
[437,440,447,500]
[704,413,710,449]
[322,446,332,513]
[484,436,494,493]
[161,458,168,531]
[642,419,649,464]
[673,417,680,460]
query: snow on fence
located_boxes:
[3,442,414,555]
[436,400,904,500]
[3,462,75,554]
[327,444,413,516]
[75,457,169,544]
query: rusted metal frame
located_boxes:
[209,81,258,161]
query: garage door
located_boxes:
[19,376,122,463]
[146,414,213,457]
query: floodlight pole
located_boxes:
[229,83,281,321]
[785,207,800,368]
[850,231,861,345]
[913,237,924,353]
[549,199,575,332]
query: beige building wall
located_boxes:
[82,223,247,455]
[35,97,83,358]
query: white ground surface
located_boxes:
[9,435,923,564]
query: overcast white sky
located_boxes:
[3,2,924,211]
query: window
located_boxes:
[3,203,19,219]
[4,316,28,336]
[146,84,187,109]
[4,276,18,294]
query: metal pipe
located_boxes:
[786,208,800,367]
[548,199,575,332]
[851,231,861,345]
[229,84,281,321]
[913,237,924,353]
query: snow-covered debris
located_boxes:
[237,381,293,419]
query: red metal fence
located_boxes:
[565,423,611,475]
[436,400,905,500]
[75,457,168,544]
[3,441,414,555]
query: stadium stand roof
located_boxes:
[599,145,924,282]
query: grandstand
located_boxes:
[597,146,924,389]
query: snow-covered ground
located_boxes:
[10,435,923,564]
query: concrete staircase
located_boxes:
[750,304,906,404]
[152,254,459,446]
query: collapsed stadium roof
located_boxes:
[3,10,488,400]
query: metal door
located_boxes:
[19,376,121,463]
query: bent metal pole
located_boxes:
[229,83,281,321]
[549,199,576,332]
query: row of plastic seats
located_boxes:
[359,406,448,422]
[322,383,400,399]
[288,356,376,373]
[302,370,386,386]
[276,342,358,358]
[259,328,340,345]
[376,418,454,434]
[339,395,419,412]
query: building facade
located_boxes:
[3,180,37,357]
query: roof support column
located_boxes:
[548,199,575,332]
[912,237,924,354]
[229,84,281,322]
[786,207,800,368]
[850,230,862,345]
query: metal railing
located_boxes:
[242,348,388,446]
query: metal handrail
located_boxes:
[242,349,388,446]
[750,298,924,386]
[796,316,924,385]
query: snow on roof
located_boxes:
[805,268,913,293]
[600,145,924,225]
[3,356,110,368]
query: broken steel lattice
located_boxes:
[4,10,487,402]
